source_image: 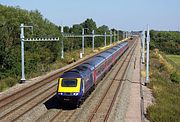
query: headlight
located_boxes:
[73,93,79,96]
[59,92,63,95]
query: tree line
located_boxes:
[150,30,180,55]
[60,19,123,51]
[0,4,122,90]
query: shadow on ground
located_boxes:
[44,95,77,110]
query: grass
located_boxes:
[0,48,93,92]
[166,55,180,66]
[0,46,106,92]
[0,40,123,92]
[146,50,180,122]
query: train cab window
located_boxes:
[61,79,77,87]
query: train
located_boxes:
[56,41,129,107]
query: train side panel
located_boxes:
[83,73,94,94]
[94,61,106,84]
[56,41,129,106]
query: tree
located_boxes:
[80,18,97,34]
[63,26,70,33]
[97,25,109,34]
[70,24,82,34]
[150,30,180,55]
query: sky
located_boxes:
[0,0,180,31]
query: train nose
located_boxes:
[57,78,81,93]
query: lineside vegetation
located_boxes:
[147,30,180,121]
[0,4,123,91]
[147,50,180,121]
[166,55,180,66]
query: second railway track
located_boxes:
[38,38,137,122]
[0,40,123,111]
[87,39,137,122]
[0,38,136,122]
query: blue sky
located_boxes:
[0,0,180,31]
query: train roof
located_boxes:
[96,52,112,59]
[84,56,105,68]
[61,64,92,78]
[79,63,94,71]
[114,45,121,48]
[74,65,91,77]
[106,48,116,54]
[112,46,120,50]
[116,43,123,48]
[121,41,128,45]
[61,41,128,79]
[60,70,82,78]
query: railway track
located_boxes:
[0,40,128,122]
[0,84,56,121]
[49,109,76,122]
[87,40,137,122]
[39,39,137,122]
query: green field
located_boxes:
[166,55,180,66]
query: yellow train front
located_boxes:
[56,65,94,106]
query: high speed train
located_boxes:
[56,41,128,107]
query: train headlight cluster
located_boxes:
[58,92,79,96]
[73,93,79,96]
[59,92,63,95]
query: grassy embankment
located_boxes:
[166,55,180,66]
[0,42,116,92]
[0,48,93,91]
[147,50,180,122]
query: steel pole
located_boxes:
[110,30,112,45]
[20,23,26,83]
[142,30,145,63]
[123,32,124,39]
[61,26,64,59]
[82,29,85,54]
[92,30,95,51]
[117,31,119,41]
[104,32,107,47]
[141,32,143,62]
[61,39,64,59]
[145,25,150,84]
[114,31,116,42]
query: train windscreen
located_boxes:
[61,79,77,87]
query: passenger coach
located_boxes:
[57,41,129,107]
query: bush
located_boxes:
[0,77,18,91]
[0,81,8,91]
[170,72,180,83]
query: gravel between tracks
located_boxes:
[107,39,138,122]
[123,39,141,122]
[122,38,153,122]
[107,56,134,122]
